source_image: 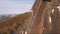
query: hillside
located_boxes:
[0,12,32,34]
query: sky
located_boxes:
[0,0,35,14]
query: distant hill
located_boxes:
[0,14,17,22]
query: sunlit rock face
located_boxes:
[57,6,60,11]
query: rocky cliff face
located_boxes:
[32,0,60,34]
[32,0,42,14]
